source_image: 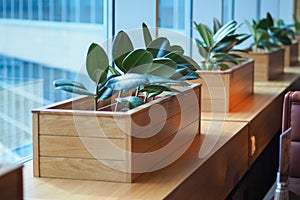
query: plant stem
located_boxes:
[94,96,97,111]
[135,86,140,97]
[114,91,122,112]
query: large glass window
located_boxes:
[158,0,185,30]
[32,0,38,20]
[80,0,90,23]
[66,0,76,22]
[42,0,49,21]
[0,0,107,164]
[0,0,104,24]
[222,0,234,23]
[22,0,29,19]
[53,0,62,21]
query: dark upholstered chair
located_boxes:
[282,91,300,195]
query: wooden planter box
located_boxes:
[238,48,284,81]
[284,40,299,66]
[32,84,201,183]
[188,59,254,112]
[296,35,300,59]
[0,164,23,200]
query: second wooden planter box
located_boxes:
[238,48,284,81]
[32,84,201,183]
[284,40,299,66]
[188,59,254,112]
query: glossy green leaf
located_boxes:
[105,73,189,91]
[148,58,177,78]
[213,20,238,46]
[170,45,184,55]
[213,18,222,33]
[194,22,214,47]
[122,49,153,73]
[217,63,230,70]
[141,84,183,94]
[108,66,121,75]
[245,20,256,37]
[105,73,148,91]
[112,31,134,72]
[97,87,114,101]
[116,96,144,109]
[53,79,87,90]
[147,37,171,58]
[86,43,109,83]
[55,85,94,96]
[164,52,199,71]
[142,22,153,47]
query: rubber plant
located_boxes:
[244,12,293,52]
[53,23,200,111]
[193,18,250,70]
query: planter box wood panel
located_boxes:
[238,48,284,81]
[32,84,201,183]
[188,59,254,112]
[0,165,23,200]
[284,40,299,66]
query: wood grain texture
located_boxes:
[188,59,254,112]
[202,86,288,166]
[238,48,284,81]
[32,84,201,183]
[284,40,299,66]
[24,121,248,200]
[32,113,39,177]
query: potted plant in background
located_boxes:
[293,16,300,60]
[240,13,285,81]
[269,14,298,67]
[192,18,254,112]
[32,24,201,183]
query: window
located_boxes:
[0,0,104,24]
[158,0,185,30]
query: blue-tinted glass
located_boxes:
[159,0,185,29]
[223,0,234,23]
[53,0,62,21]
[159,1,174,28]
[23,0,29,19]
[80,0,90,23]
[13,0,19,19]
[42,0,49,20]
[32,0,38,20]
[5,0,11,18]
[95,0,103,24]
[0,0,3,18]
[178,0,185,29]
[0,55,79,164]
[66,0,75,22]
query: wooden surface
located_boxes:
[0,164,23,200]
[32,84,201,182]
[24,121,248,200]
[24,64,300,199]
[189,59,254,112]
[202,86,286,166]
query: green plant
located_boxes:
[194,19,250,70]
[245,12,293,52]
[293,16,300,35]
[53,23,200,111]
